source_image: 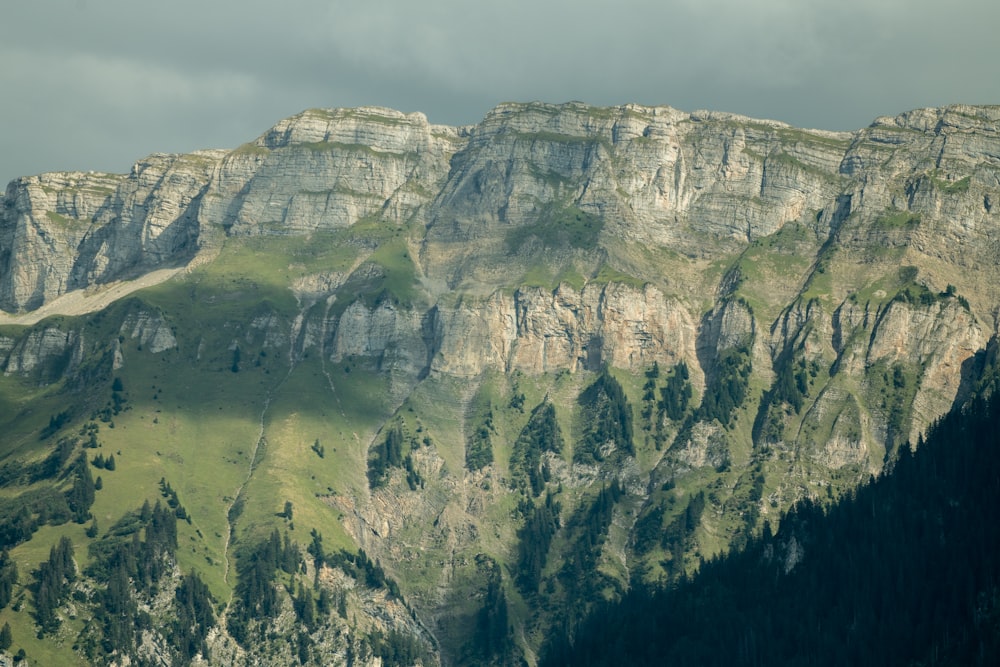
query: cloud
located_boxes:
[0,45,266,179]
[2,0,999,185]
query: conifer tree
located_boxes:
[0,550,17,609]
[67,455,96,523]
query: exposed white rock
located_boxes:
[121,310,178,354]
[327,281,700,381]
[4,102,999,320]
[1,100,999,490]
[866,298,985,442]
[3,326,79,375]
[331,300,430,377]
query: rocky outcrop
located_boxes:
[504,282,697,376]
[5,102,999,313]
[207,107,465,236]
[0,152,221,312]
[3,102,998,461]
[425,103,848,245]
[1,171,120,311]
[330,300,432,377]
[2,325,82,376]
[120,310,178,354]
[320,281,699,381]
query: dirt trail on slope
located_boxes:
[0,250,218,326]
[0,268,185,326]
[222,391,272,589]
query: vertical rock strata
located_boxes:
[2,101,999,462]
[2,101,1000,665]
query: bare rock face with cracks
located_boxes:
[1,101,999,665]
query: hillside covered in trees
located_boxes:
[542,378,1000,666]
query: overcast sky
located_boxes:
[2,0,998,186]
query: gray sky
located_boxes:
[2,0,999,186]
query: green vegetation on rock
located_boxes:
[696,343,753,429]
[1,100,998,665]
[509,401,564,496]
[576,370,634,464]
[505,204,604,253]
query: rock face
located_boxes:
[424,102,848,254]
[2,101,1000,665]
[120,309,178,355]
[203,107,465,237]
[2,326,82,376]
[3,101,998,443]
[0,108,464,312]
[1,103,992,311]
[420,282,698,378]
[0,152,221,311]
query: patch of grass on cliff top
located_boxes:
[367,237,419,303]
[143,227,378,323]
[874,209,920,229]
[592,263,647,289]
[143,237,307,313]
[556,266,588,291]
[516,263,588,292]
[520,265,556,290]
[846,264,961,313]
[505,204,604,253]
[933,174,971,194]
[746,222,817,263]
[327,249,419,319]
[850,271,908,308]
[799,265,833,303]
[726,223,818,316]
[231,142,270,157]
[317,216,423,315]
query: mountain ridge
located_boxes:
[0,100,999,665]
[4,101,999,313]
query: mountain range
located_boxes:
[0,101,998,665]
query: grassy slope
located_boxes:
[0,202,976,664]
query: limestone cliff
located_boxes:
[2,101,1000,666]
[3,103,994,312]
[3,100,998,498]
